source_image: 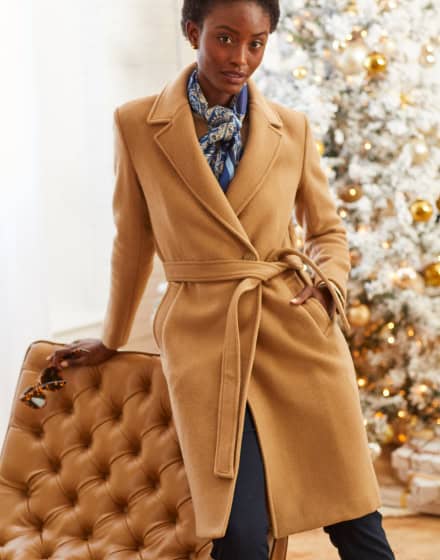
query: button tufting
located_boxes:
[132,445,141,456]
[143,381,151,393]
[101,470,110,480]
[119,502,128,513]
[82,526,93,539]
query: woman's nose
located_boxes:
[230,44,248,67]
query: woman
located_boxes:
[46,1,396,559]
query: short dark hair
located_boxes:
[180,0,280,39]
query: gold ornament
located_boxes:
[411,137,430,164]
[344,0,358,14]
[292,66,308,79]
[361,140,373,155]
[363,51,388,76]
[381,423,394,445]
[400,92,415,107]
[423,261,440,287]
[347,303,371,327]
[337,206,350,219]
[419,43,436,67]
[338,40,368,75]
[338,183,363,202]
[316,140,325,156]
[410,198,433,221]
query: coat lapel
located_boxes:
[146,62,283,247]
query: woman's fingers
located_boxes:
[46,346,89,368]
[290,285,312,305]
[290,285,333,318]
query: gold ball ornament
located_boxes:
[338,183,363,203]
[347,303,371,327]
[292,66,308,79]
[381,423,395,445]
[423,261,440,287]
[411,138,430,164]
[410,198,433,221]
[316,140,325,156]
[337,205,350,219]
[338,39,369,75]
[363,51,388,76]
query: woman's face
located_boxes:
[186,1,271,107]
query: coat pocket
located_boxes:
[152,282,182,349]
[302,295,333,336]
[284,268,333,337]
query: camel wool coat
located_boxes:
[100,61,382,540]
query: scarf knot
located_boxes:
[187,68,248,192]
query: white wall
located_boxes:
[0,0,194,444]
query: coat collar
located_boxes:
[146,62,283,249]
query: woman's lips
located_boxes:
[222,71,247,84]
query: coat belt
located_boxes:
[162,247,352,479]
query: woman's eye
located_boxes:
[251,40,264,49]
[218,35,232,44]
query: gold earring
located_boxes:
[191,43,198,50]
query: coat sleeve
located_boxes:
[294,113,351,307]
[100,107,156,350]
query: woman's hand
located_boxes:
[45,338,118,369]
[290,284,336,319]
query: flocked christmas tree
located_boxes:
[255,0,440,451]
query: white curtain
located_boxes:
[0,0,50,442]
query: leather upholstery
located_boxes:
[0,340,288,559]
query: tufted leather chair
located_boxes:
[0,340,288,559]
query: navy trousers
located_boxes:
[211,403,396,560]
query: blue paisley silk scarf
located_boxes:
[187,67,249,192]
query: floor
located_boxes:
[284,444,440,559]
[286,514,439,559]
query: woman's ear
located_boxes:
[186,20,200,48]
